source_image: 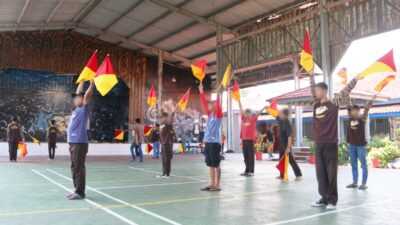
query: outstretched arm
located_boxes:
[333,77,359,106]
[256,105,266,116]
[215,95,223,119]
[309,73,317,101]
[238,100,244,115]
[83,80,94,105]
[198,83,209,115]
[362,95,376,120]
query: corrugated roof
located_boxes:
[0,0,303,70]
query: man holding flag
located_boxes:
[199,83,223,192]
[276,109,302,180]
[238,100,266,177]
[67,80,94,200]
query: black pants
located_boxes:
[162,143,173,176]
[315,143,338,205]
[242,140,255,173]
[48,142,56,159]
[279,148,302,177]
[69,143,88,196]
[8,142,18,161]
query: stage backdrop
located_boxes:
[0,68,128,142]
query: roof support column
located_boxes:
[319,0,332,97]
[157,50,163,110]
[293,56,303,147]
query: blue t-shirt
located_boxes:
[204,114,222,143]
[67,105,89,143]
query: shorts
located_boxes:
[204,143,221,167]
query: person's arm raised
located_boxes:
[198,83,209,115]
[362,95,376,120]
[83,80,94,105]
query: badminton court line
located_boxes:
[128,166,205,181]
[264,200,390,225]
[32,169,140,225]
[47,169,182,225]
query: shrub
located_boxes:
[367,136,400,168]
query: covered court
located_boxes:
[1,0,400,225]
[1,154,399,225]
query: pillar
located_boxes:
[157,50,163,109]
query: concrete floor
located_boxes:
[0,153,398,225]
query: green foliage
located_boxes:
[302,137,315,155]
[367,136,400,168]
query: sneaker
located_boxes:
[162,175,170,179]
[156,175,164,178]
[208,187,221,192]
[68,193,84,200]
[311,199,327,208]
[346,183,358,189]
[326,204,337,210]
[359,184,368,190]
[295,176,302,181]
[246,173,254,177]
[240,173,248,176]
[66,192,75,198]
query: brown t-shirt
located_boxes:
[313,101,338,144]
[347,118,366,146]
[160,124,175,145]
[48,126,58,143]
[7,122,22,143]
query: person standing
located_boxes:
[47,120,59,160]
[276,109,302,180]
[131,118,144,162]
[151,124,161,159]
[67,80,93,200]
[238,100,265,177]
[346,97,374,190]
[157,101,176,178]
[7,117,24,162]
[309,73,359,210]
[199,83,223,192]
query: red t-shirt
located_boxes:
[240,115,258,141]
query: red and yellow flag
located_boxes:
[337,67,348,85]
[145,143,153,153]
[267,100,279,117]
[18,142,28,158]
[94,54,118,96]
[76,50,98,83]
[221,64,233,88]
[144,125,153,136]
[374,75,396,92]
[147,85,157,108]
[231,80,240,102]
[114,129,124,141]
[191,59,207,81]
[276,153,289,181]
[357,49,396,80]
[177,88,191,112]
[300,30,314,74]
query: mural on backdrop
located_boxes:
[0,69,129,143]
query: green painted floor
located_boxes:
[0,154,399,225]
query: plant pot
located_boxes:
[372,158,381,168]
[256,151,263,160]
[308,155,316,164]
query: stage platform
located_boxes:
[0,154,398,225]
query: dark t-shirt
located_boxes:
[160,124,175,145]
[277,118,292,149]
[151,129,160,142]
[313,101,338,144]
[48,126,58,143]
[347,118,366,146]
[7,122,22,143]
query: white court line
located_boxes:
[96,174,277,190]
[47,169,182,225]
[32,169,139,225]
[128,166,204,182]
[264,200,390,225]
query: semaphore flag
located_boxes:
[114,129,124,141]
[375,75,396,92]
[147,85,157,108]
[177,88,191,112]
[94,54,118,96]
[357,49,396,80]
[276,153,289,181]
[300,30,314,74]
[191,59,207,81]
[221,64,233,88]
[231,80,240,102]
[267,100,279,117]
[76,50,98,83]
